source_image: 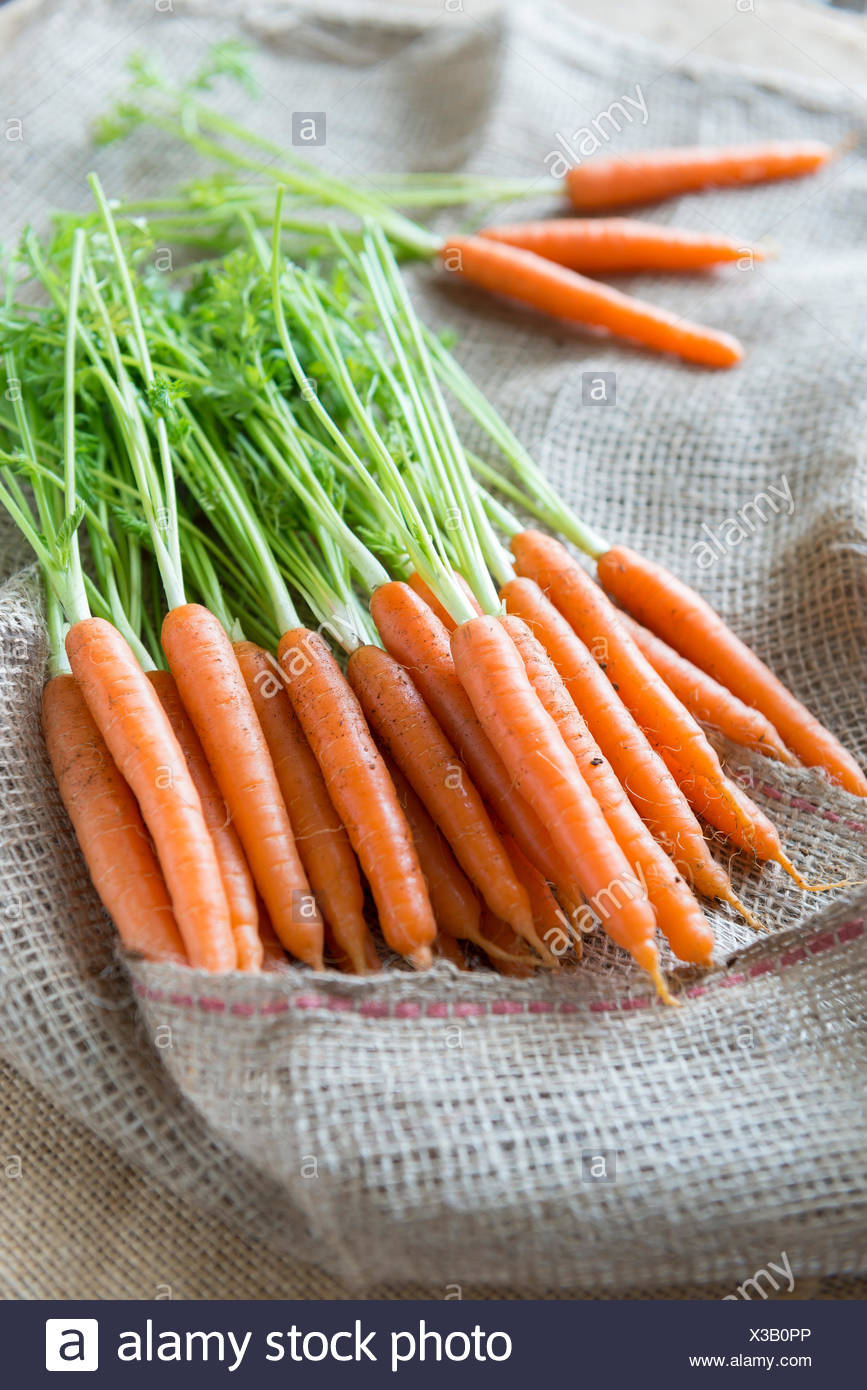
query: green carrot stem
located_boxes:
[88,173,185,594]
[45,585,71,678]
[429,336,610,559]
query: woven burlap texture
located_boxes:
[1,0,866,1293]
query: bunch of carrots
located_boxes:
[0,57,863,1005]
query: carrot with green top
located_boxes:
[502,614,715,965]
[511,529,761,845]
[618,613,793,763]
[234,641,380,975]
[564,140,835,211]
[279,628,436,967]
[440,235,743,368]
[407,569,482,632]
[347,642,544,955]
[370,580,590,908]
[479,218,764,274]
[162,605,324,970]
[385,756,528,964]
[500,576,760,928]
[451,614,674,1001]
[43,671,188,966]
[597,544,867,796]
[147,669,262,972]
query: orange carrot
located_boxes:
[278,627,436,967]
[407,569,482,632]
[370,581,588,906]
[161,604,323,970]
[440,235,743,368]
[500,576,757,925]
[477,909,537,978]
[436,931,471,969]
[479,218,764,273]
[499,831,579,963]
[619,613,793,764]
[347,642,540,950]
[147,669,262,972]
[513,530,731,782]
[502,615,715,965]
[234,641,379,975]
[512,529,761,849]
[451,614,673,998]
[597,544,867,796]
[42,673,188,966]
[662,759,846,893]
[65,617,236,972]
[565,141,834,211]
[384,755,527,964]
[323,922,380,975]
[257,899,291,971]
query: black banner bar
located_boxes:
[3,1296,859,1387]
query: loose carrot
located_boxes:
[278,627,436,967]
[161,604,324,970]
[384,755,527,964]
[565,141,835,211]
[440,235,743,368]
[502,615,715,965]
[65,617,236,972]
[407,569,482,632]
[479,218,764,274]
[619,613,793,764]
[370,581,589,907]
[234,641,379,976]
[477,909,538,978]
[597,544,867,796]
[42,673,188,965]
[347,642,540,951]
[512,529,761,849]
[500,576,759,927]
[147,669,262,972]
[451,614,673,999]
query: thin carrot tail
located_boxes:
[517,920,562,969]
[722,888,765,933]
[462,928,539,966]
[409,944,434,971]
[649,962,680,1007]
[774,851,865,893]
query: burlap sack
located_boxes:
[1,0,866,1292]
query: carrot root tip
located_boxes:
[649,964,680,1007]
[776,853,866,893]
[410,944,434,971]
[724,890,765,933]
